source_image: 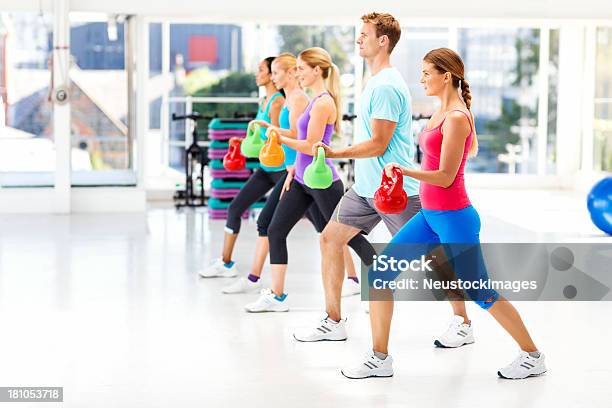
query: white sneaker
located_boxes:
[434,315,475,348]
[199,258,238,278]
[341,278,361,297]
[293,315,347,342]
[341,351,394,379]
[498,351,547,379]
[222,277,262,294]
[244,289,289,313]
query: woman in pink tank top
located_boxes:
[342,48,546,381]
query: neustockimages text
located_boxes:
[370,255,538,293]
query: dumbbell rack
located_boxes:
[207,118,267,219]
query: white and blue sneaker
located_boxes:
[498,351,547,379]
[199,258,238,278]
[341,351,394,379]
[244,289,289,313]
[434,315,475,348]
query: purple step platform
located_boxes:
[210,188,241,199]
[208,208,249,220]
[210,169,252,179]
[208,149,228,159]
[208,130,247,140]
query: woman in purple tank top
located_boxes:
[244,47,374,312]
[290,95,340,184]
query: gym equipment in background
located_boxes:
[208,117,266,220]
[335,113,357,186]
[412,113,433,164]
[374,167,408,214]
[259,129,285,167]
[587,177,612,235]
[171,112,209,208]
[208,197,267,220]
[304,147,333,189]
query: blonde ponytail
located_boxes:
[327,63,342,134]
[298,47,342,134]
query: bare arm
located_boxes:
[385,112,470,188]
[314,85,402,158]
[266,93,309,138]
[285,93,309,139]
[267,97,284,128]
[317,118,396,158]
[280,97,334,156]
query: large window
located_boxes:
[145,21,566,178]
[69,13,134,185]
[0,11,55,186]
[547,29,560,174]
[594,27,612,172]
[392,27,450,116]
[149,22,255,172]
[148,22,356,172]
[458,28,541,174]
[392,27,557,175]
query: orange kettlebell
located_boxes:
[223,137,246,171]
[374,166,408,214]
[259,129,285,167]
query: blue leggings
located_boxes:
[369,205,499,309]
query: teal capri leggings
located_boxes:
[368,205,499,309]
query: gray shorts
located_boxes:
[331,188,422,235]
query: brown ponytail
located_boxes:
[424,48,478,157]
[460,79,472,110]
[460,79,478,156]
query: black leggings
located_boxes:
[226,168,286,234]
[268,179,376,265]
[257,173,328,236]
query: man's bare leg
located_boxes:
[320,221,361,321]
[344,247,357,278]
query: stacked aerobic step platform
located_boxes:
[207,118,266,220]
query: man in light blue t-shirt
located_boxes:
[352,68,420,198]
[293,13,422,343]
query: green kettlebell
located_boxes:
[241,122,264,158]
[304,147,333,189]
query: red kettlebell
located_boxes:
[374,166,408,214]
[223,137,246,171]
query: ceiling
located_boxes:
[4,0,612,22]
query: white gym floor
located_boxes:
[0,188,610,407]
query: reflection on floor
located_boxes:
[0,188,609,407]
